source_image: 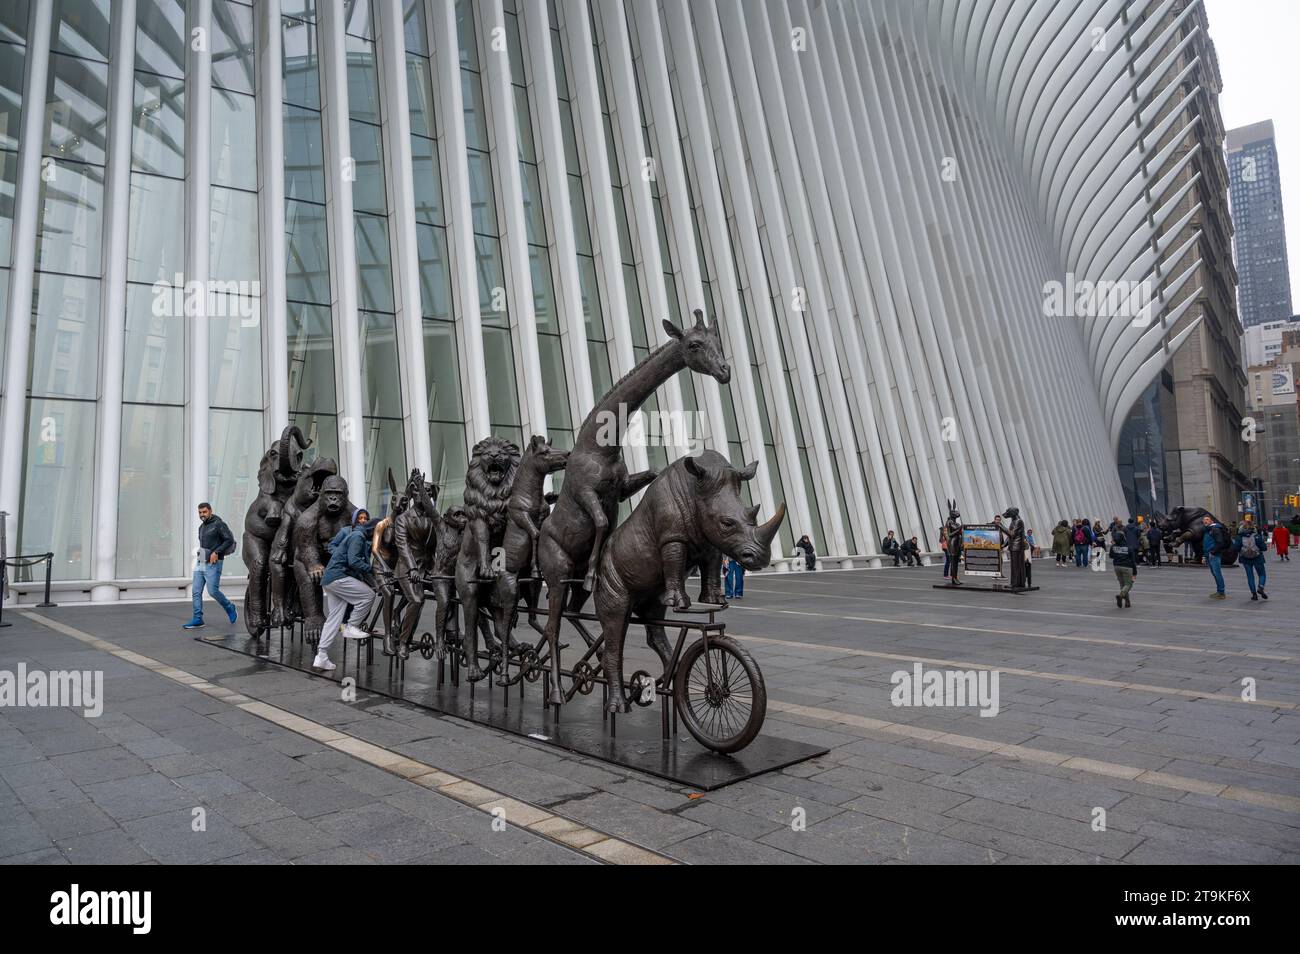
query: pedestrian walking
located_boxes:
[1236,521,1269,601]
[313,507,378,671]
[723,555,745,599]
[1271,522,1290,561]
[1109,527,1137,608]
[183,502,238,631]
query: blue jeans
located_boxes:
[1241,556,1266,594]
[1206,553,1225,594]
[1074,543,1087,566]
[724,562,744,598]
[193,561,235,619]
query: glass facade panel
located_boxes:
[355,213,394,312]
[359,311,402,418]
[209,185,260,283]
[117,403,184,578]
[284,106,327,203]
[211,88,258,191]
[285,199,330,304]
[282,14,321,110]
[209,305,262,410]
[211,0,256,95]
[36,161,103,277]
[288,301,336,414]
[123,283,184,405]
[208,408,262,576]
[131,72,184,177]
[19,397,96,580]
[127,173,184,283]
[135,0,186,79]
[0,42,23,150]
[29,273,99,399]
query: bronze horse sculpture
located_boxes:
[535,308,731,705]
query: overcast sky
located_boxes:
[1203,0,1299,312]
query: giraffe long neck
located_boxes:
[576,342,686,454]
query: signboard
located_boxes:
[961,524,1003,577]
[1273,369,1295,395]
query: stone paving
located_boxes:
[2,555,1298,864]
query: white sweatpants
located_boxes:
[319,576,376,654]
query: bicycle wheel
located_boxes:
[673,634,766,754]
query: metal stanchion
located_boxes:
[38,553,56,607]
[0,551,58,625]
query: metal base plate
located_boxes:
[203,628,827,791]
[932,583,1040,593]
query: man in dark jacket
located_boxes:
[899,536,920,566]
[1145,523,1163,567]
[1202,515,1232,600]
[881,530,902,566]
[183,502,238,630]
[313,508,377,671]
[1109,527,1137,608]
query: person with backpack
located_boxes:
[1236,520,1269,601]
[1201,515,1233,600]
[1072,520,1088,567]
[313,507,377,671]
[1108,527,1137,608]
[183,502,238,631]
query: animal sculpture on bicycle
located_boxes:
[593,449,785,713]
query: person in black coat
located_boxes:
[795,534,817,571]
[881,530,902,566]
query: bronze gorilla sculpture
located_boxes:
[242,426,310,638]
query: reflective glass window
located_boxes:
[132,71,184,178]
[210,185,260,283]
[212,0,256,94]
[123,283,184,404]
[287,301,336,414]
[29,273,99,399]
[126,172,184,284]
[285,198,330,304]
[45,53,109,166]
[117,403,184,578]
[36,163,103,275]
[211,88,257,190]
[20,397,96,580]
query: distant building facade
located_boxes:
[1227,120,1293,329]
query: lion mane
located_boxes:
[464,436,520,532]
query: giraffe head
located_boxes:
[663,309,730,384]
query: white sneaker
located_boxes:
[312,652,335,671]
[341,623,369,640]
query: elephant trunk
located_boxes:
[278,425,309,476]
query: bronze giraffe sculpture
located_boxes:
[535,308,731,706]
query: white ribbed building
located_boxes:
[0,0,1234,601]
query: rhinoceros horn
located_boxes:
[756,502,787,550]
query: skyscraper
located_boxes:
[1227,120,1293,329]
